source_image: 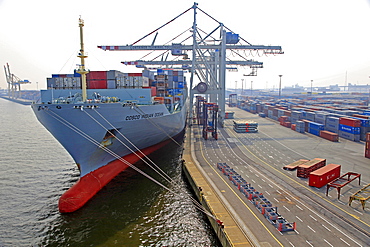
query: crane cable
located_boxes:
[84,107,217,220]
[89,107,176,184]
[130,7,192,46]
[42,107,217,220]
[132,105,183,147]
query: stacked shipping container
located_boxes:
[338,117,361,142]
[236,97,370,143]
[308,122,324,136]
[279,116,291,128]
[297,158,326,178]
[233,121,258,133]
[46,69,186,100]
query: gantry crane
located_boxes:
[98,2,283,126]
[3,63,31,99]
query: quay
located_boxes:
[182,106,369,247]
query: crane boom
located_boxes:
[98,44,282,52]
[122,60,263,67]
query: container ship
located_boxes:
[31,19,188,213]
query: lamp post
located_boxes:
[278,75,282,98]
[241,78,244,95]
[251,81,253,96]
[311,80,313,94]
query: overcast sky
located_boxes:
[1,0,370,91]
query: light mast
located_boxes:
[77,17,89,102]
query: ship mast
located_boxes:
[77,17,89,102]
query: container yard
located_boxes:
[182,93,369,247]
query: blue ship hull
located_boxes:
[32,100,187,177]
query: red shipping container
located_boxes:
[309,164,341,188]
[128,73,142,77]
[87,79,107,89]
[151,86,157,97]
[87,71,107,80]
[366,149,370,159]
[339,117,361,127]
[284,122,291,128]
[320,130,339,142]
[291,124,296,130]
[279,116,289,122]
[366,133,370,142]
[352,114,370,119]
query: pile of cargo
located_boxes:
[233,121,258,133]
[284,158,343,188]
[217,163,296,232]
[225,112,234,119]
[47,68,186,99]
[152,69,185,97]
[283,159,309,171]
[365,133,370,158]
[236,96,370,143]
[297,158,326,178]
[279,116,291,128]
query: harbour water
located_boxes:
[0,98,218,246]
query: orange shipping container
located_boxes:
[320,130,339,142]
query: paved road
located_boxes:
[191,107,369,247]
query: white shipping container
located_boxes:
[64,77,73,88]
[133,76,143,87]
[72,77,81,88]
[124,76,130,87]
[55,77,64,88]
[107,79,116,89]
[142,77,149,87]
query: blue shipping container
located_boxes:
[308,128,320,136]
[309,122,325,130]
[339,124,360,134]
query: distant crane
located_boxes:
[3,63,31,99]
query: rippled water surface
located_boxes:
[0,98,219,246]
